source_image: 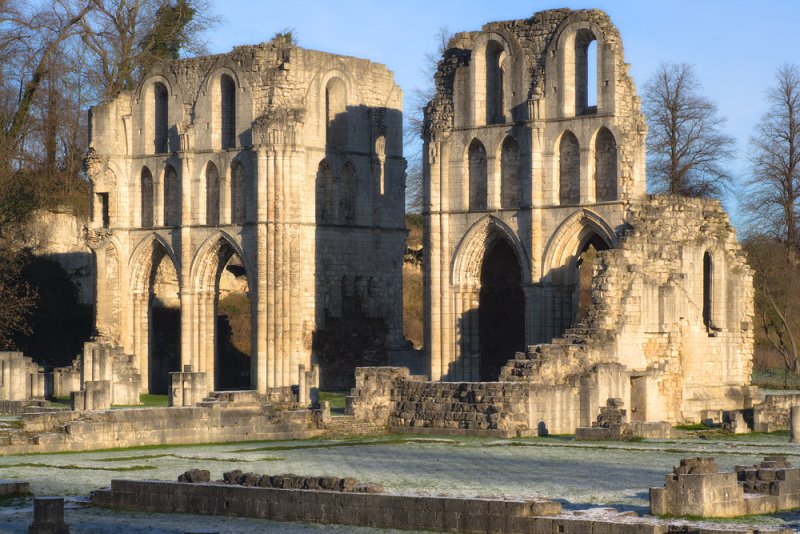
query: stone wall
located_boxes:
[87,39,406,394]
[753,393,800,432]
[92,478,789,534]
[0,402,322,455]
[0,352,45,401]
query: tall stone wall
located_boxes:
[87,40,406,393]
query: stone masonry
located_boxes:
[86,39,406,393]
[419,8,755,426]
[0,352,45,401]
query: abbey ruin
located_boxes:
[0,8,782,439]
[83,42,407,394]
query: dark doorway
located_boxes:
[479,238,525,381]
[150,305,180,394]
[148,256,181,394]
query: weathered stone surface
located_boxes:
[0,480,31,497]
[177,469,210,483]
[28,497,69,534]
[0,352,45,401]
[87,38,406,394]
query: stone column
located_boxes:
[425,139,443,381]
[791,405,800,444]
[255,145,269,391]
[28,497,69,534]
[580,146,593,204]
[179,152,194,373]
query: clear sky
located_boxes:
[205,0,800,226]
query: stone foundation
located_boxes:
[575,399,672,440]
[0,401,323,456]
[92,478,789,534]
[753,394,800,432]
[651,456,800,517]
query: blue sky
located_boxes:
[206,1,800,226]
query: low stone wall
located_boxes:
[91,478,790,534]
[0,400,51,415]
[0,403,323,455]
[753,394,800,432]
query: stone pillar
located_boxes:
[298,364,308,405]
[310,363,320,405]
[28,497,69,534]
[425,140,443,381]
[255,145,269,391]
[792,405,800,444]
[179,153,194,374]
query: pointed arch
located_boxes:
[325,77,347,151]
[468,139,488,211]
[230,159,246,224]
[500,136,520,209]
[541,208,616,284]
[558,130,580,205]
[220,74,236,149]
[316,159,335,224]
[129,233,180,295]
[153,81,169,153]
[190,231,253,294]
[451,215,530,289]
[206,161,220,226]
[140,166,154,228]
[594,127,618,201]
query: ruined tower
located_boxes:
[86,42,406,393]
[422,9,755,423]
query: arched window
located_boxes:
[163,164,179,226]
[468,139,488,210]
[141,167,153,228]
[575,30,597,115]
[220,75,236,149]
[316,160,335,224]
[340,162,357,224]
[230,160,246,224]
[703,251,713,331]
[206,162,220,226]
[500,136,520,209]
[486,41,505,124]
[594,127,617,201]
[153,82,169,153]
[325,78,347,151]
[559,131,580,205]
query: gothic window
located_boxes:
[230,160,246,224]
[220,75,236,149]
[486,40,505,124]
[594,127,617,201]
[468,139,488,210]
[575,30,597,115]
[206,162,220,226]
[163,164,179,226]
[559,131,580,205]
[325,78,347,151]
[153,82,169,153]
[316,160,335,224]
[500,136,520,209]
[141,167,153,228]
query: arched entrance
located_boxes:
[478,238,525,381]
[130,236,181,395]
[192,233,254,391]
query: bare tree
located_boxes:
[642,62,735,197]
[405,25,452,213]
[746,64,800,254]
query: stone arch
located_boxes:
[219,74,236,149]
[450,216,528,381]
[163,163,179,226]
[230,158,246,224]
[541,208,616,285]
[140,166,154,228]
[205,161,220,226]
[499,135,520,209]
[467,138,488,211]
[452,215,531,290]
[191,231,255,390]
[128,233,181,393]
[470,30,523,125]
[153,81,169,153]
[593,126,617,201]
[485,40,506,124]
[558,130,580,205]
[325,76,348,151]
